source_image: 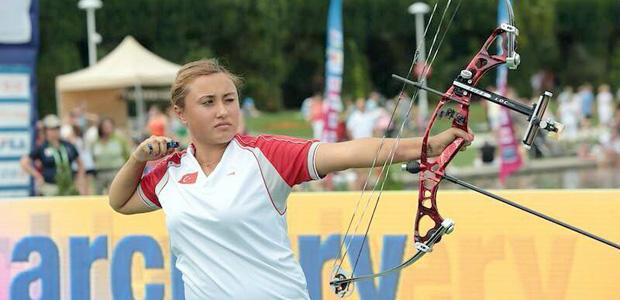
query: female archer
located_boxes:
[108,58,472,299]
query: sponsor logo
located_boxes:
[0,132,30,155]
[0,103,30,127]
[0,74,29,98]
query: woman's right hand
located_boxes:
[132,136,177,162]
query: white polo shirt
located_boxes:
[138,134,322,299]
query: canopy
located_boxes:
[56,36,180,91]
[55,36,180,129]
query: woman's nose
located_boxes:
[215,100,228,117]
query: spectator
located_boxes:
[558,88,581,140]
[83,114,100,148]
[347,98,377,140]
[385,91,413,136]
[20,114,85,196]
[301,91,324,139]
[34,120,45,147]
[61,105,98,138]
[597,84,614,127]
[346,98,379,189]
[366,90,382,112]
[62,124,96,195]
[341,95,355,122]
[147,105,168,136]
[92,117,131,194]
[557,86,573,106]
[242,96,261,118]
[606,104,620,163]
[578,83,594,127]
[373,105,393,137]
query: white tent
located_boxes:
[55,36,180,128]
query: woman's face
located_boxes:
[102,120,114,136]
[177,73,240,145]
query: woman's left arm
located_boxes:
[314,128,473,176]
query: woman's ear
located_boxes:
[174,105,187,125]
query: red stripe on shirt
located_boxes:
[234,134,315,187]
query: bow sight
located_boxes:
[393,73,565,149]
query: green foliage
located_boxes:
[37,0,620,116]
[344,40,371,99]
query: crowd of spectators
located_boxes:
[555,83,620,164]
[20,81,620,195]
[20,103,191,197]
[300,90,415,190]
[299,81,620,190]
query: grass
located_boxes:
[245,101,490,168]
[246,111,313,138]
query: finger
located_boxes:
[468,128,475,141]
[143,136,155,154]
[151,141,162,156]
[453,128,474,142]
[146,143,154,155]
[449,128,468,141]
[158,139,168,156]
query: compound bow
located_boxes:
[329,1,619,297]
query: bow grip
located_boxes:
[522,91,553,149]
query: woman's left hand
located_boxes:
[427,128,474,157]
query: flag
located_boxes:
[496,0,523,183]
[322,0,343,143]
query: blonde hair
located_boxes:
[170,58,242,109]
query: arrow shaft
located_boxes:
[442,174,620,250]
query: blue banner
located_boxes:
[0,0,39,197]
[322,0,344,143]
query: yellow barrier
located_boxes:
[1,190,619,299]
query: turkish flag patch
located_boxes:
[178,172,198,184]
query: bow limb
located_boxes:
[329,219,455,298]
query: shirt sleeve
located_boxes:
[28,146,40,160]
[243,135,323,186]
[137,158,169,208]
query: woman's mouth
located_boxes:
[214,122,232,129]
